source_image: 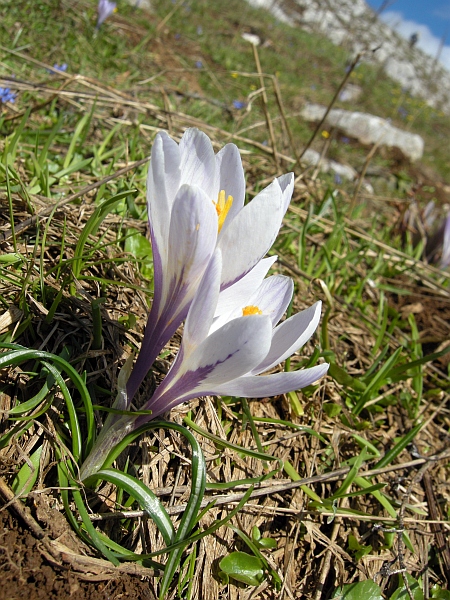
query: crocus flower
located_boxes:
[440,216,450,269]
[401,200,450,269]
[137,250,328,418]
[126,128,294,402]
[80,250,328,479]
[96,0,116,28]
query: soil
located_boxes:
[0,509,156,600]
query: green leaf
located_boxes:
[431,585,450,599]
[391,574,424,600]
[11,445,43,497]
[332,580,384,600]
[323,402,342,417]
[85,468,175,546]
[124,228,152,259]
[328,363,366,391]
[219,552,266,586]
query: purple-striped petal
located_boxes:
[141,314,273,418]
[184,249,222,350]
[161,185,218,312]
[209,363,329,398]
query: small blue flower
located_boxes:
[0,88,17,104]
[174,33,181,40]
[195,60,203,69]
[334,173,342,185]
[47,63,68,74]
[398,106,408,119]
[341,136,350,144]
[232,100,246,110]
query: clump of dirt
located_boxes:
[0,509,156,600]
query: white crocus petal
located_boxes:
[218,178,285,287]
[179,129,217,198]
[161,185,218,314]
[210,363,329,398]
[215,143,246,229]
[245,275,293,327]
[211,274,293,333]
[251,301,322,375]
[214,256,277,318]
[277,172,295,215]
[183,249,222,352]
[147,132,181,260]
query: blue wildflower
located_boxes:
[0,88,17,104]
[53,63,68,72]
[195,60,203,69]
[334,173,342,185]
[232,100,246,110]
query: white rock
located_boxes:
[302,149,357,180]
[301,104,424,161]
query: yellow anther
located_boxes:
[242,305,263,316]
[214,190,233,233]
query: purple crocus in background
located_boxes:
[96,0,116,29]
[125,128,294,403]
[401,200,450,269]
[80,250,328,479]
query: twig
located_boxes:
[252,44,280,171]
[84,449,450,520]
[295,52,362,168]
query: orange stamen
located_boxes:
[242,305,263,316]
[214,190,233,233]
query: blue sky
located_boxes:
[366,0,450,70]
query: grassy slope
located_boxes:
[1,1,450,598]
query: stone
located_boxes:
[302,148,357,180]
[301,103,424,161]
